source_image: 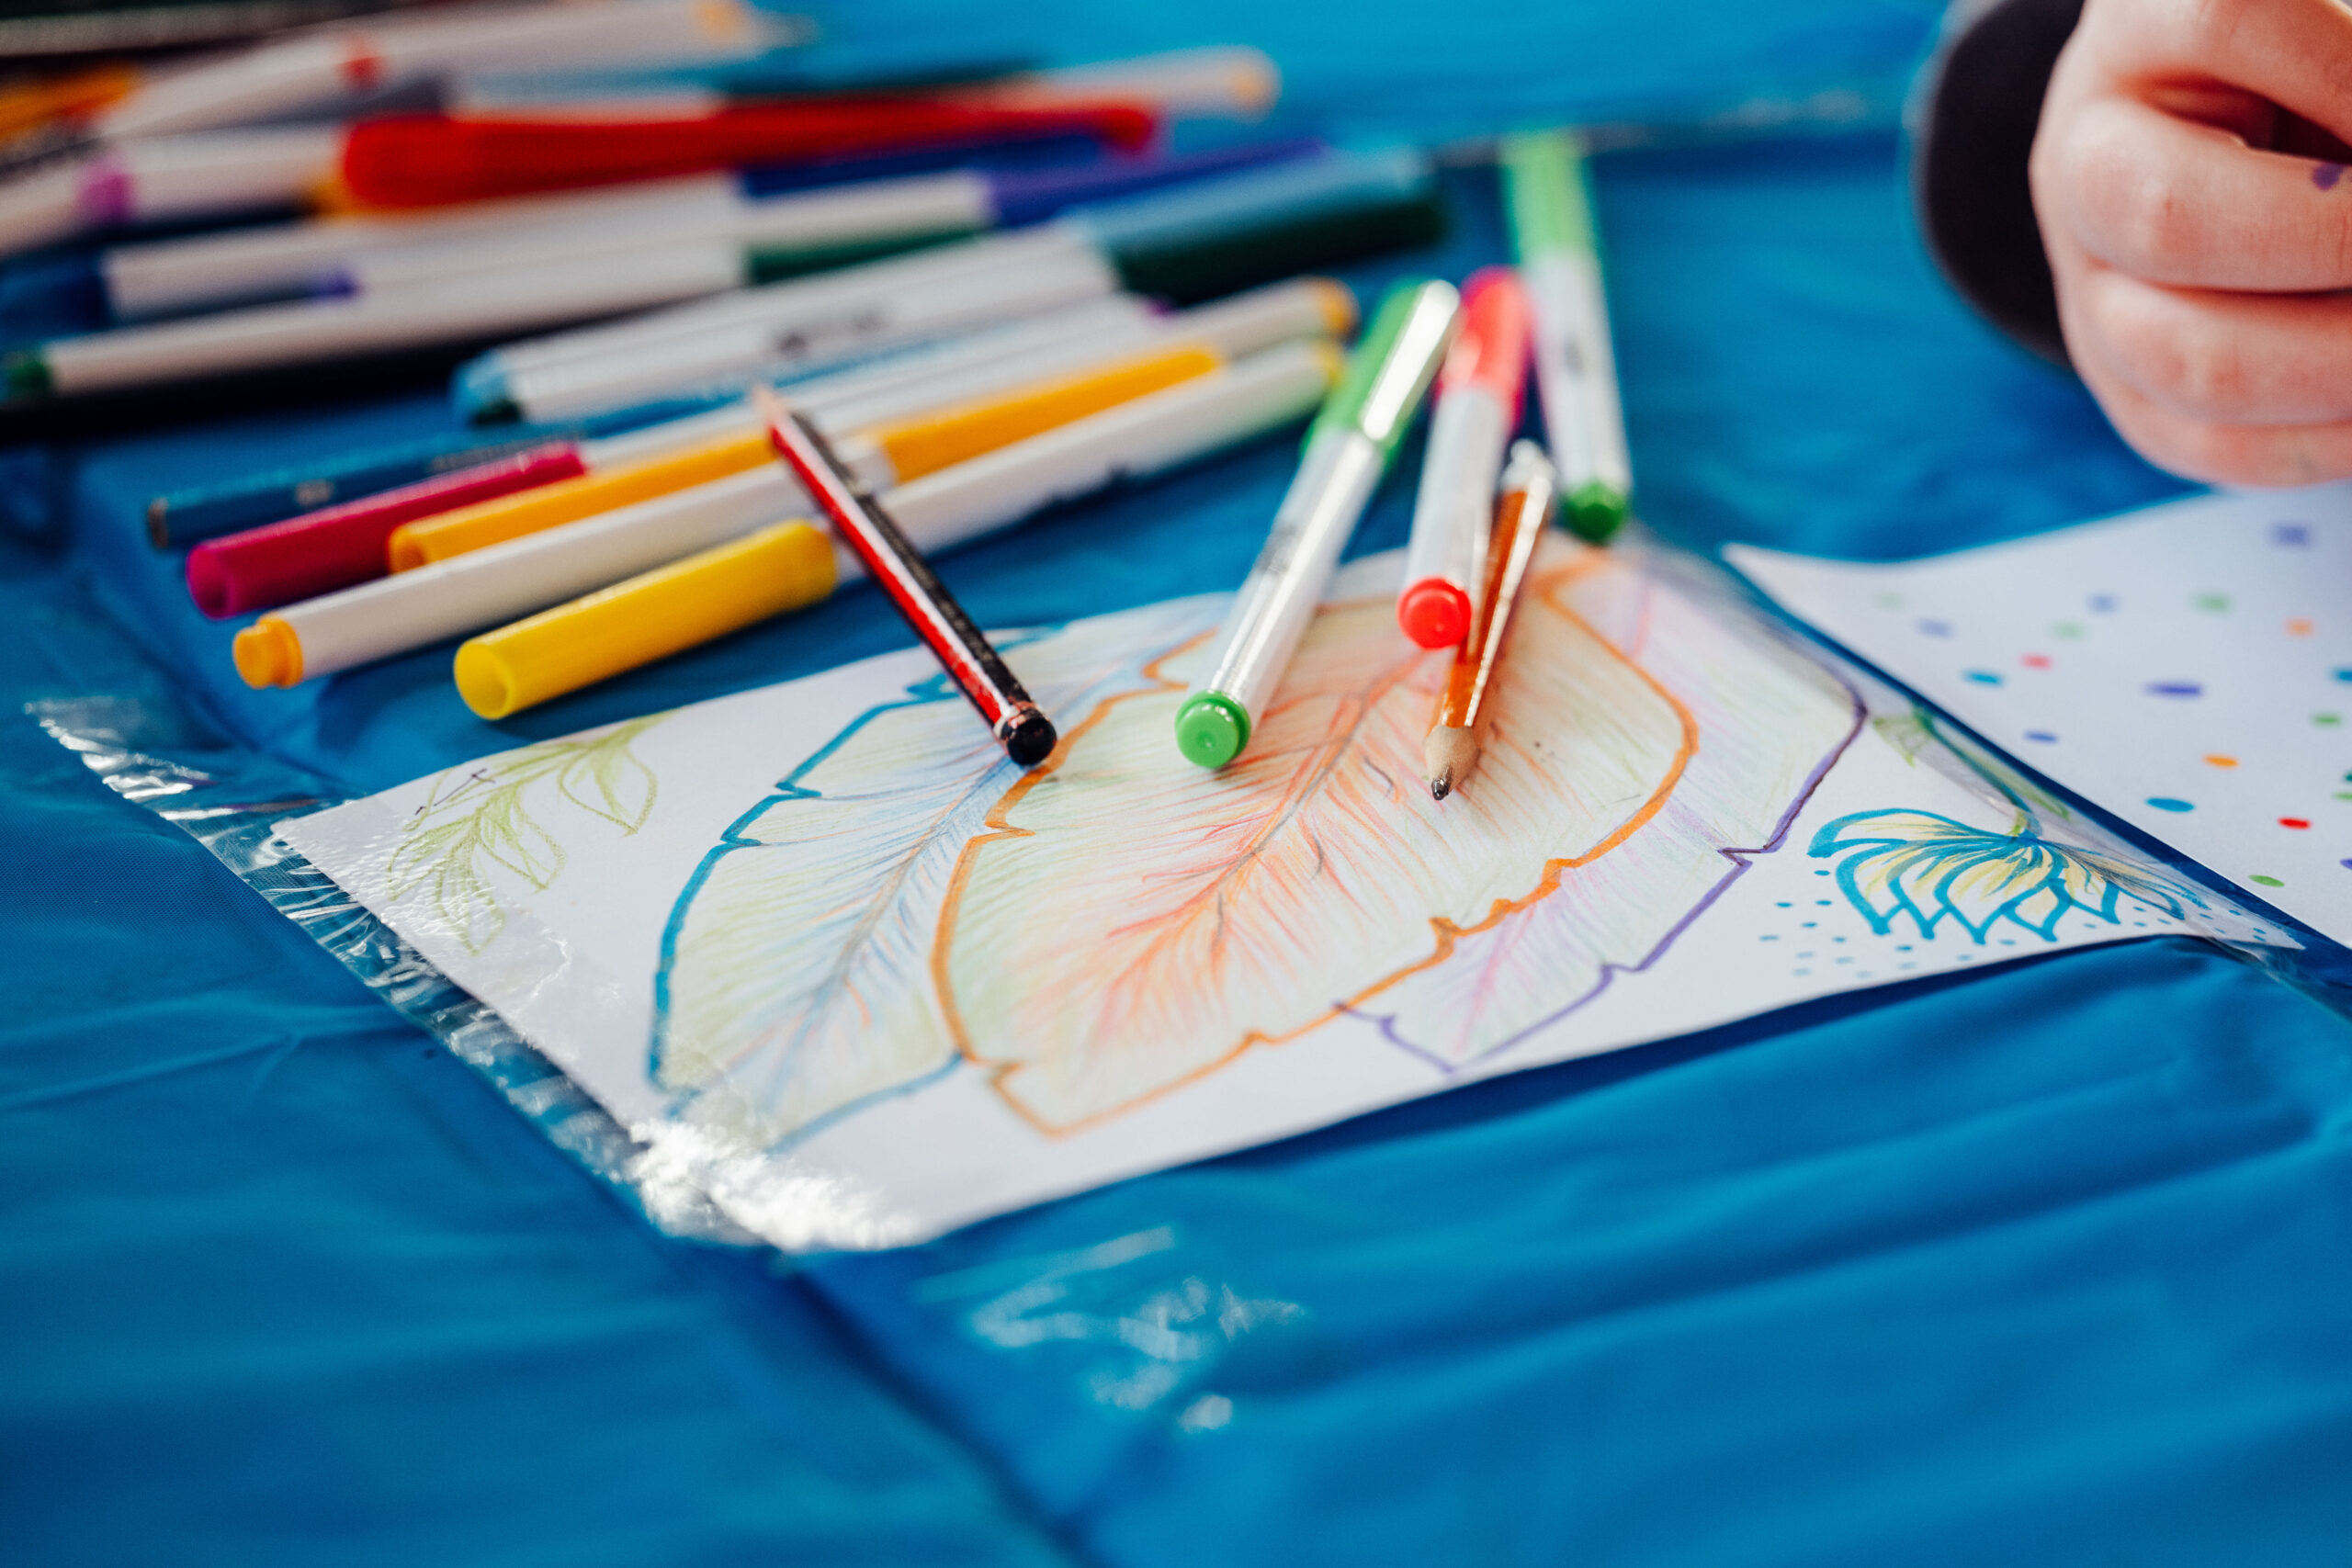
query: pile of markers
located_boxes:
[0,8,1630,765]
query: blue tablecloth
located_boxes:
[9,4,2352,1562]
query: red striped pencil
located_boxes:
[752,385,1057,768]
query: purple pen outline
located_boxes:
[1343,669,1870,1075]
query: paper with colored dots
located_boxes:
[1731,484,2352,946]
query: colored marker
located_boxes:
[1501,130,1632,542]
[394,280,1346,568]
[458,45,1279,125]
[6,221,1119,408]
[193,278,1344,606]
[141,293,1158,545]
[1398,265,1530,649]
[187,444,587,618]
[1425,441,1557,799]
[462,146,1442,423]
[89,0,788,141]
[0,125,345,261]
[232,340,1338,693]
[1174,278,1461,770]
[388,335,1230,570]
[337,98,1154,209]
[103,141,1315,321]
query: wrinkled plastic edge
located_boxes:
[26,693,764,1249]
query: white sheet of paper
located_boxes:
[1731,485,2352,946]
[281,543,2286,1248]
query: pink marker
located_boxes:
[1396,266,1532,649]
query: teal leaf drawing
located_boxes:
[1809,808,2191,942]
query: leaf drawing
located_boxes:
[1809,808,2190,942]
[1368,558,1865,1066]
[937,545,1747,1133]
[387,715,661,953]
[650,598,1227,1150]
[929,542,1866,1118]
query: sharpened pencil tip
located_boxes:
[1429,770,1452,801]
[1422,726,1477,802]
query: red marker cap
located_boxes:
[1397,577,1473,649]
[340,99,1161,208]
[1435,265,1532,423]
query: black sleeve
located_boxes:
[1910,0,2086,365]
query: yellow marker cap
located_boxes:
[232,616,303,688]
[388,431,775,570]
[866,343,1222,485]
[1304,276,1359,339]
[452,520,838,718]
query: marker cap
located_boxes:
[1565,479,1630,543]
[1174,690,1250,769]
[1397,578,1472,649]
[232,617,302,687]
[1315,276,1460,457]
[1442,265,1532,420]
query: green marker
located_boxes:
[1501,130,1633,543]
[1174,278,1461,770]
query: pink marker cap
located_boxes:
[1435,265,1532,422]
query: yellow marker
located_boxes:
[863,343,1217,485]
[389,339,1230,570]
[387,434,772,570]
[452,521,838,717]
[0,64,137,143]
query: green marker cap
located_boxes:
[1313,276,1460,462]
[1499,130,1597,262]
[1564,480,1631,544]
[4,348,51,401]
[1174,691,1250,770]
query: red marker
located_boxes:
[753,386,1057,768]
[339,99,1159,208]
[184,444,583,618]
[1397,266,1532,649]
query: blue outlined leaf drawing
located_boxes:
[650,596,1227,1149]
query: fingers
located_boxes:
[2086,0,2352,154]
[2066,259,2352,427]
[2044,95,2352,290]
[2060,279,2352,484]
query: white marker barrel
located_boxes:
[243,342,1338,683]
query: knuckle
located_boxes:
[2055,109,2201,278]
[2087,277,2252,417]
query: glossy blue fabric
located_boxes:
[8,3,2352,1562]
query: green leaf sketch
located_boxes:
[388,716,661,953]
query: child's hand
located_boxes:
[2032,0,2352,484]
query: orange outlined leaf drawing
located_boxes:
[937,548,1702,1132]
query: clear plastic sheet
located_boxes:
[28,691,762,1247]
[30,541,2352,1255]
